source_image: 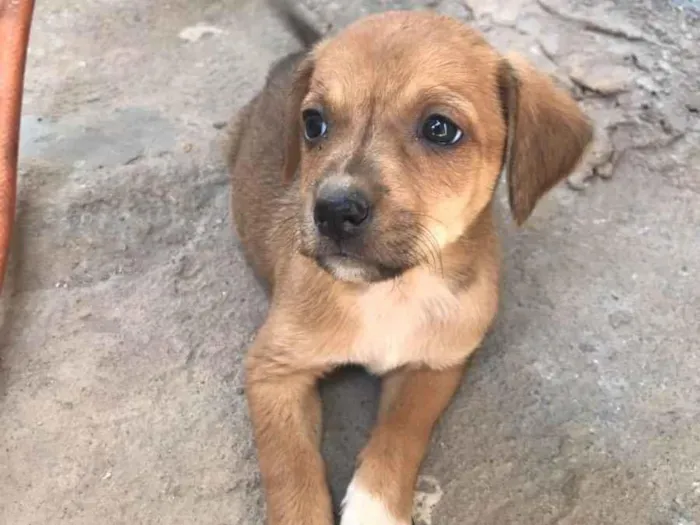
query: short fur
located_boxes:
[227,5,592,524]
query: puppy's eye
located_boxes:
[421,114,463,146]
[302,109,328,141]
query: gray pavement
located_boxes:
[1,0,698,524]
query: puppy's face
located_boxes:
[283,11,592,283]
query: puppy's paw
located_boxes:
[340,477,410,525]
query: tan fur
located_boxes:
[227,8,592,525]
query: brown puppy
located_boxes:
[227,3,592,524]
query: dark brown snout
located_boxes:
[313,179,371,243]
[302,173,424,283]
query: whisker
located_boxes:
[267,213,300,250]
[405,215,444,277]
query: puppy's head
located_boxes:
[283,11,592,283]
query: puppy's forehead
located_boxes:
[310,11,499,105]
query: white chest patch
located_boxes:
[348,270,462,374]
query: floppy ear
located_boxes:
[498,53,593,225]
[282,55,315,183]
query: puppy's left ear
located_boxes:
[498,53,593,224]
[282,56,315,183]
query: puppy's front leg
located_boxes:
[341,364,466,525]
[245,330,333,525]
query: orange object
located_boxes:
[0,0,35,292]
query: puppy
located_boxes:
[227,2,592,524]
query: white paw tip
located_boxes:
[340,478,409,525]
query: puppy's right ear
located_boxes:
[498,53,593,224]
[282,56,315,183]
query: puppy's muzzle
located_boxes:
[313,181,371,243]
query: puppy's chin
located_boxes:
[315,255,405,284]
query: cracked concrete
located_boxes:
[0,0,698,524]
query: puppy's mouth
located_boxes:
[298,223,432,283]
[313,251,407,283]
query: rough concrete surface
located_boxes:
[1,0,698,524]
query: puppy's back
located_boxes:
[227,53,302,287]
[228,2,326,287]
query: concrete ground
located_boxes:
[1,0,698,523]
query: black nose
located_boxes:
[313,187,371,241]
